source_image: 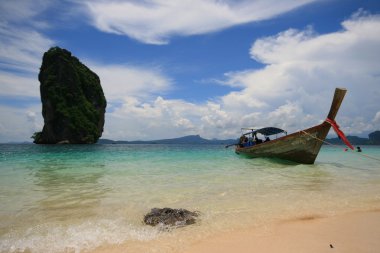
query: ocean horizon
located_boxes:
[1,144,379,253]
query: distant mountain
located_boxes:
[325,130,380,145]
[97,131,380,146]
[369,131,380,144]
[97,135,236,145]
[97,139,124,144]
[2,131,379,145]
[325,136,370,145]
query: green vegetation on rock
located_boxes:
[33,47,107,144]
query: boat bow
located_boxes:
[235,88,348,164]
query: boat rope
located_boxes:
[301,130,342,149]
[301,130,380,162]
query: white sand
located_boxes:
[184,210,380,253]
[90,210,380,253]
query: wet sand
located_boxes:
[90,210,380,253]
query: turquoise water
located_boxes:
[0,144,379,253]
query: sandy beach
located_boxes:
[184,210,380,253]
[90,209,380,253]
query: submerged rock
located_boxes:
[33,47,107,144]
[143,208,199,227]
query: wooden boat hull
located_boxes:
[235,88,347,164]
[235,122,330,164]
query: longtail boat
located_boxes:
[232,88,352,164]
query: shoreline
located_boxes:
[90,209,380,253]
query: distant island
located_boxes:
[98,135,236,145]
[33,47,106,144]
[325,130,380,145]
[98,131,380,145]
[2,131,380,145]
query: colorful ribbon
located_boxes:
[325,118,354,150]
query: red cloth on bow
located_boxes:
[325,118,354,150]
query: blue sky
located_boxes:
[1,0,380,142]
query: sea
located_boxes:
[0,144,379,253]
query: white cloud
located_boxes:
[373,111,380,123]
[373,111,380,131]
[219,11,380,135]
[81,0,316,44]
[0,1,54,73]
[0,0,51,23]
[0,71,40,97]
[103,96,238,140]
[0,23,53,73]
[88,63,172,101]
[0,105,43,143]
[101,11,380,141]
[2,4,380,142]
[104,96,198,140]
[0,1,53,142]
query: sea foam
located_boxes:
[0,219,159,253]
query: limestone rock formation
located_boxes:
[33,47,106,144]
[143,208,199,227]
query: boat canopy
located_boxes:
[243,127,286,136]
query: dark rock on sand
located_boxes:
[33,47,106,144]
[143,208,199,227]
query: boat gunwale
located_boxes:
[235,122,329,152]
[233,88,347,164]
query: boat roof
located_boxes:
[242,127,286,136]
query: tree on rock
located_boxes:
[33,47,107,144]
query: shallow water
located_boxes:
[0,144,379,253]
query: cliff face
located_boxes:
[33,47,107,144]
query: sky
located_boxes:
[0,0,380,142]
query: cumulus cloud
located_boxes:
[102,11,380,140]
[373,111,380,130]
[0,0,51,22]
[0,1,54,73]
[103,96,239,140]
[373,111,380,122]
[2,3,380,142]
[88,63,172,101]
[81,0,316,44]
[0,105,43,143]
[0,0,55,122]
[0,23,53,73]
[0,71,40,97]
[219,11,380,135]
